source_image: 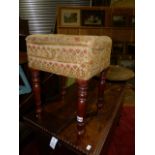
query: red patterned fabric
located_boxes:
[26,34,112,80]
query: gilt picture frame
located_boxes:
[60,9,80,27]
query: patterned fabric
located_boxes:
[26,34,112,80]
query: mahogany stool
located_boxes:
[26,34,112,135]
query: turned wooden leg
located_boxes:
[77,80,88,135]
[97,70,106,110]
[59,76,67,99]
[31,69,42,117]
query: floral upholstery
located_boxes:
[26,34,112,80]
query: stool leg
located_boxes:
[97,70,106,110]
[60,76,67,99]
[77,80,88,135]
[31,69,42,117]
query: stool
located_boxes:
[106,65,134,81]
[26,34,112,135]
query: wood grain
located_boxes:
[24,79,126,155]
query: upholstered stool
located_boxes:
[26,34,112,135]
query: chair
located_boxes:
[26,34,112,135]
[19,65,31,95]
[19,18,31,95]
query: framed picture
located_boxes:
[60,9,80,27]
[81,10,105,26]
[112,15,127,27]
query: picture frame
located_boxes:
[112,15,127,27]
[60,9,80,27]
[81,10,105,27]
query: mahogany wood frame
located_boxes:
[30,68,107,135]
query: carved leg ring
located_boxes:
[31,69,42,117]
[77,80,88,135]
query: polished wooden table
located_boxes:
[23,79,126,155]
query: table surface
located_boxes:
[24,79,126,155]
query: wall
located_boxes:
[19,0,90,34]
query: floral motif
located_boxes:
[26,34,112,80]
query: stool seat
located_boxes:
[26,34,112,80]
